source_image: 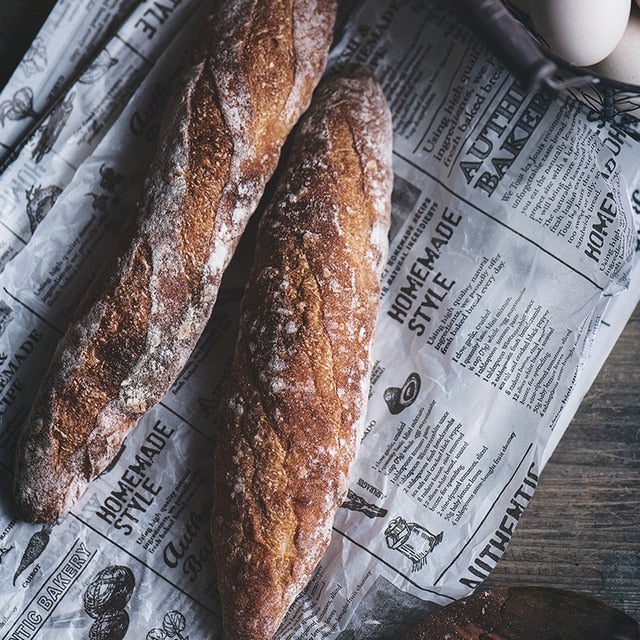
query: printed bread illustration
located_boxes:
[13,0,337,523]
[211,65,393,640]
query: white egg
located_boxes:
[590,7,640,85]
[529,0,631,67]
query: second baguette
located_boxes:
[211,65,393,640]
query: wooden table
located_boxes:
[2,0,639,626]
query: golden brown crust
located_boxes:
[13,0,337,523]
[212,66,393,640]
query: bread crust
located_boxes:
[13,0,337,523]
[211,66,393,640]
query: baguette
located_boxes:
[13,0,337,523]
[211,66,393,640]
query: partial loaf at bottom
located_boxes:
[211,65,393,640]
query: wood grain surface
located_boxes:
[1,0,639,626]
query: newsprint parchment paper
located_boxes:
[0,1,639,639]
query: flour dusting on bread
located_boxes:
[212,65,393,640]
[13,0,337,524]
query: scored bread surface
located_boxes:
[13,0,337,523]
[212,66,393,640]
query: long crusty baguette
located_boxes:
[211,66,393,640]
[13,0,337,523]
